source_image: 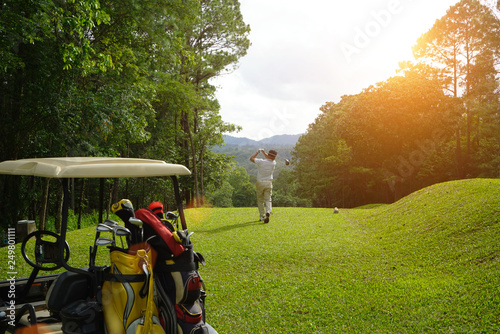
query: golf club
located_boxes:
[90,223,117,267]
[115,226,131,248]
[97,223,116,244]
[129,217,144,242]
[166,212,177,220]
[97,223,115,233]
[259,148,290,166]
[93,236,115,266]
[95,237,114,247]
[104,219,119,227]
[165,211,178,230]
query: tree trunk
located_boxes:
[110,178,120,216]
[456,128,463,178]
[55,183,63,233]
[77,179,86,229]
[181,110,200,207]
[39,178,50,231]
[187,127,199,206]
[199,146,205,205]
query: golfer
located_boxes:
[250,148,277,223]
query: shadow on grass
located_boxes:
[197,220,264,234]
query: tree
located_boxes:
[292,100,352,207]
[176,0,250,205]
[466,50,500,176]
[0,0,251,228]
[293,64,454,207]
[228,167,256,207]
[272,169,308,207]
[207,181,233,207]
[413,0,500,176]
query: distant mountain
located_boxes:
[213,134,302,176]
[222,136,260,147]
[223,134,302,148]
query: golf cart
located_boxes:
[0,157,217,334]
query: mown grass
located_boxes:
[2,178,499,333]
[187,178,500,333]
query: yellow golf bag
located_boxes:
[101,245,164,334]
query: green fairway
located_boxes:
[3,178,499,333]
[186,178,500,333]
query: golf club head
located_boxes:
[115,226,131,236]
[104,219,119,227]
[165,212,177,220]
[114,226,131,249]
[128,218,144,242]
[95,237,114,246]
[129,217,143,228]
[96,224,114,233]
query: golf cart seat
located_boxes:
[46,270,92,316]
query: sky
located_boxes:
[210,0,461,141]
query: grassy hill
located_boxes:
[3,178,499,333]
[190,178,499,333]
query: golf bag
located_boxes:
[135,208,209,334]
[101,245,164,334]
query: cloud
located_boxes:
[213,0,460,140]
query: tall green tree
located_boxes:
[466,49,500,177]
[413,0,500,176]
[292,99,353,207]
[175,0,250,205]
[0,0,112,160]
[293,65,454,207]
[0,0,250,227]
[0,0,114,227]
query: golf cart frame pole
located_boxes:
[60,178,96,283]
[99,178,104,225]
[171,175,188,230]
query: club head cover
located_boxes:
[112,199,135,223]
[148,201,164,219]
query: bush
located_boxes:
[207,181,234,207]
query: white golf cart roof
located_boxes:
[0,157,191,178]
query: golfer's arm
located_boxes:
[250,151,259,163]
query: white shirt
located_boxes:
[255,158,276,181]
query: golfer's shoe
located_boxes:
[264,212,270,224]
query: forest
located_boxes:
[1,0,500,231]
[292,0,500,208]
[0,0,250,229]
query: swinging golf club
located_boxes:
[258,148,290,165]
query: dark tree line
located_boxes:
[292,0,500,208]
[0,0,249,229]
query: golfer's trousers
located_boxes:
[256,180,273,218]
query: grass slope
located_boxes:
[188,178,500,333]
[2,178,499,333]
